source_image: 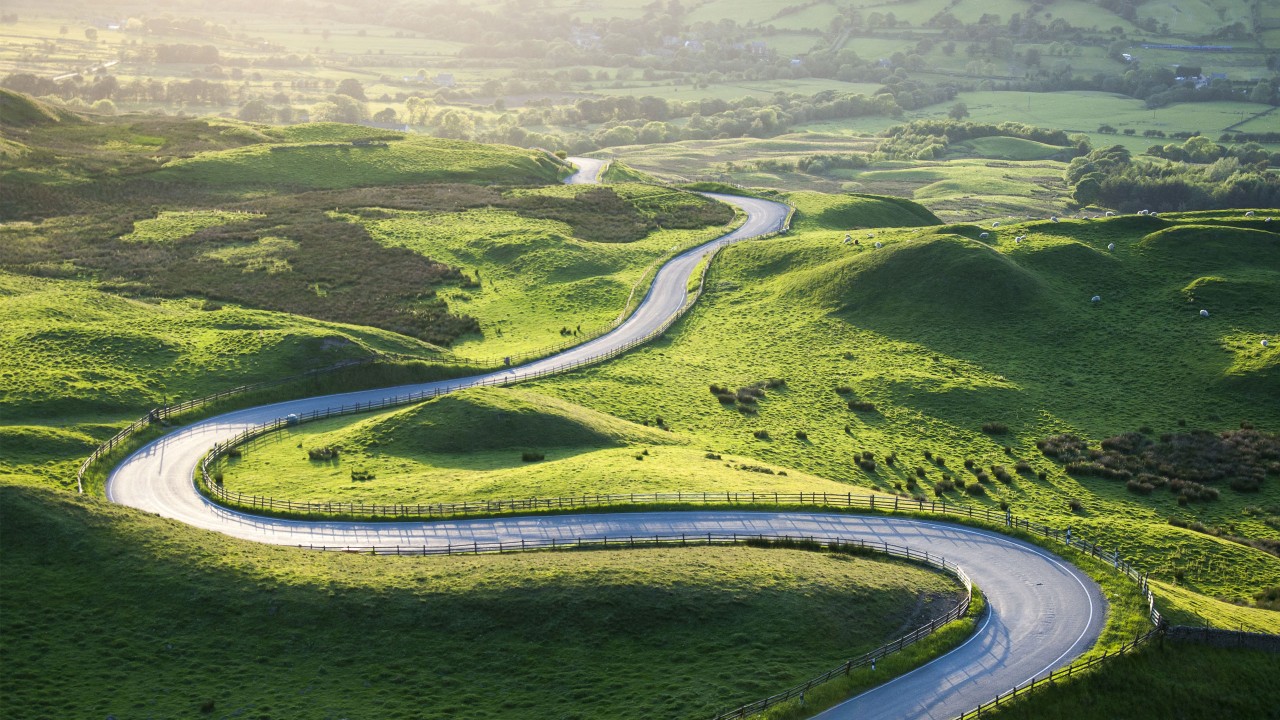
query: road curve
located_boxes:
[105,158,1105,720]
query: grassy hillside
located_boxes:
[0,483,964,720]
[510,207,1280,613]
[153,135,566,189]
[219,387,862,504]
[979,642,1280,720]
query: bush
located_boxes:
[857,458,877,472]
[1014,460,1033,474]
[834,385,853,395]
[795,430,808,441]
[923,450,933,460]
[351,468,375,481]
[963,458,975,470]
[848,400,877,412]
[1068,498,1084,512]
[521,451,545,462]
[753,429,771,440]
[966,483,987,496]
[705,452,722,460]
[975,471,991,484]
[935,478,956,493]
[992,466,1012,483]
[934,455,946,466]
[307,446,339,461]
[884,453,897,467]
[982,422,1009,435]
[915,466,927,478]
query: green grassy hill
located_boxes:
[0,87,79,127]
[0,483,964,720]
[153,135,566,189]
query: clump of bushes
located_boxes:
[848,400,877,412]
[795,430,808,441]
[884,453,897,467]
[1014,460,1033,474]
[308,446,340,461]
[935,478,955,494]
[351,468,375,482]
[1068,498,1084,512]
[834,385,853,395]
[857,458,877,472]
[975,471,991,484]
[966,483,987,496]
[738,464,776,475]
[712,379,786,411]
[915,466,927,478]
[992,466,1012,483]
[982,422,1009,435]
[705,452,722,460]
[1037,429,1280,502]
[753,429,771,440]
[963,458,975,470]
[521,451,545,462]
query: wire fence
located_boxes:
[294,530,970,720]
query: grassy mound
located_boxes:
[0,483,963,720]
[0,88,79,127]
[787,190,941,231]
[789,235,1047,321]
[1137,225,1280,269]
[957,136,1067,161]
[348,386,679,454]
[154,135,566,189]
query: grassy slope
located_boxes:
[510,209,1280,611]
[153,135,566,188]
[351,183,739,358]
[0,483,963,720]
[979,642,1280,720]
[220,387,860,503]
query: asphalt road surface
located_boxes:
[105,157,1104,720]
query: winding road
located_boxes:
[105,158,1105,720]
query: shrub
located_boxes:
[999,500,1010,511]
[857,458,877,472]
[1003,445,1013,455]
[848,400,877,412]
[1037,471,1047,481]
[1014,460,1033,474]
[935,478,956,493]
[915,466,926,478]
[934,455,946,466]
[963,458,975,470]
[795,430,808,441]
[351,468,375,481]
[1068,498,1084,512]
[975,471,991,484]
[753,429,770,440]
[923,450,933,460]
[227,448,242,459]
[307,446,339,461]
[993,467,1013,483]
[982,422,1009,435]
[834,385,853,395]
[861,451,875,461]
[966,483,987,496]
[884,453,897,467]
[521,451,545,462]
[212,472,223,484]
[1126,478,1155,494]
[705,452,722,460]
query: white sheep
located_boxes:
[1150,212,1159,217]
[1051,216,1059,223]
[1107,242,1115,251]
[1266,217,1273,223]
[1138,209,1149,215]
[992,221,1000,227]
[979,232,989,239]
[874,241,883,249]
[1263,339,1271,348]
[1245,210,1255,217]
[1014,238,1022,244]
[1091,295,1101,303]
[1200,309,1210,318]
[1105,211,1115,217]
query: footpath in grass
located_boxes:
[0,483,966,720]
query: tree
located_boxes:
[373,107,398,123]
[1249,80,1274,104]
[948,102,970,120]
[84,27,98,41]
[335,78,365,101]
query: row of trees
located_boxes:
[1066,144,1280,210]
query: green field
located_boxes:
[0,484,965,720]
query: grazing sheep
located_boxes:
[1014,238,1022,244]
[992,221,1000,227]
[1107,242,1115,251]
[1150,212,1159,217]
[1051,216,1059,222]
[979,232,989,239]
[1262,339,1271,348]
[1200,309,1210,318]
[1138,209,1149,215]
[1091,295,1101,303]
[1105,211,1115,216]
[874,241,883,249]
[1266,217,1273,223]
[1245,211,1255,217]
